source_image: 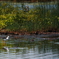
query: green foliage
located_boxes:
[0,2,59,32]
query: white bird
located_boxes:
[4,36,10,41]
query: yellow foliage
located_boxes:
[0,20,6,29]
[0,15,6,19]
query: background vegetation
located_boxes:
[0,2,59,33]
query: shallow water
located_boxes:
[0,36,59,59]
[14,2,57,9]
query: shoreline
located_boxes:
[0,30,59,39]
[0,31,59,42]
[0,29,59,35]
[0,30,59,35]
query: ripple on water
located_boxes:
[0,36,59,59]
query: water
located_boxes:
[0,35,59,59]
[1,2,57,10]
[13,2,57,9]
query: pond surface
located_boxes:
[2,2,57,9]
[13,2,57,10]
[0,35,59,59]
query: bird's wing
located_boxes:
[6,36,9,40]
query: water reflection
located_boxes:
[0,39,59,59]
[2,46,9,52]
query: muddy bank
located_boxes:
[0,30,59,35]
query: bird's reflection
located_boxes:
[2,46,9,52]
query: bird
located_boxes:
[4,36,10,41]
[2,36,10,46]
